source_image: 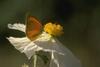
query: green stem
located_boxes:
[34,54,37,67]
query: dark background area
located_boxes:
[0,0,100,67]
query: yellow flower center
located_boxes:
[44,22,63,36]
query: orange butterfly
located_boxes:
[26,16,42,41]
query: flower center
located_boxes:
[44,22,63,36]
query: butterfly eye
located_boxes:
[26,16,42,41]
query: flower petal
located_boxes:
[7,37,30,53]
[22,42,43,59]
[51,51,82,67]
[33,32,65,55]
[53,39,82,67]
[32,32,82,67]
[8,23,26,32]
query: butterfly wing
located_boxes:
[26,16,42,41]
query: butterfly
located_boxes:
[26,16,42,41]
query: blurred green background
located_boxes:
[0,0,100,67]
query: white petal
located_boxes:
[52,52,82,67]
[8,23,26,32]
[23,42,43,59]
[33,32,57,51]
[33,32,65,54]
[33,32,82,67]
[50,39,82,67]
[7,37,30,53]
[34,35,64,55]
[52,38,82,67]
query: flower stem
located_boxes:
[34,54,37,67]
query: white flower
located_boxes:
[7,23,81,67]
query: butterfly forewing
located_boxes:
[26,16,42,41]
